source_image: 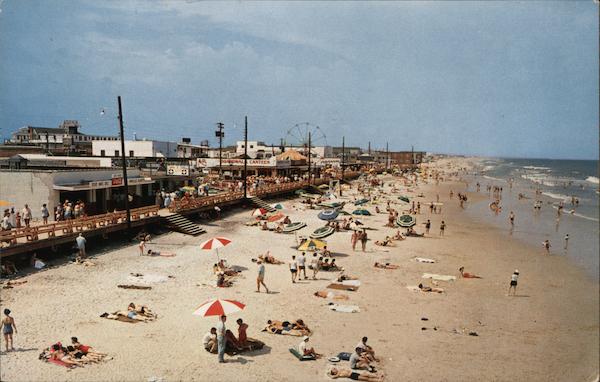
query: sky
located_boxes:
[0,1,598,159]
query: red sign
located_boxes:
[111,177,123,186]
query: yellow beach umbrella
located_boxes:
[297,238,327,251]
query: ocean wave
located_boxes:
[542,192,571,201]
[483,175,503,181]
[586,176,599,185]
[482,165,496,172]
[551,205,600,222]
[522,166,551,171]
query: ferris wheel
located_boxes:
[284,122,327,147]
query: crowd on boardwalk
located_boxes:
[1,200,87,231]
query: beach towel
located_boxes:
[422,273,456,282]
[414,257,436,263]
[289,348,316,361]
[326,283,359,291]
[118,285,152,290]
[328,304,360,313]
[406,285,444,293]
[47,358,73,368]
[341,280,361,287]
[126,274,169,284]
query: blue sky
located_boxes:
[0,1,597,159]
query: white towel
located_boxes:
[328,304,360,313]
[422,273,456,282]
[341,280,361,287]
[414,257,436,263]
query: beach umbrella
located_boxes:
[354,198,369,206]
[251,208,268,217]
[267,212,285,222]
[193,298,245,317]
[272,203,284,210]
[318,210,339,221]
[310,226,335,239]
[297,238,327,251]
[399,196,410,203]
[396,214,416,227]
[200,237,232,260]
[352,209,371,216]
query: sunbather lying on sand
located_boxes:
[374,237,394,247]
[263,319,311,336]
[374,262,399,269]
[418,283,444,293]
[217,273,233,288]
[327,367,384,382]
[213,261,241,276]
[100,303,156,322]
[49,344,83,367]
[145,250,176,257]
[337,273,358,282]
[405,228,424,237]
[252,251,284,265]
[392,230,405,240]
[314,290,349,300]
[459,267,482,279]
[71,337,107,361]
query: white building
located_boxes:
[92,140,178,158]
[235,141,333,159]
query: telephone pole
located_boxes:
[243,116,248,199]
[117,96,131,233]
[215,122,224,175]
[307,132,311,184]
[340,136,345,196]
[386,141,389,171]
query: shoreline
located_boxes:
[0,158,598,382]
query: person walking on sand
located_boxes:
[216,315,227,363]
[289,255,298,283]
[425,219,431,235]
[508,270,519,296]
[256,260,269,293]
[564,234,569,250]
[439,221,446,236]
[360,229,368,252]
[543,240,551,254]
[298,252,307,280]
[310,253,319,280]
[1,309,17,352]
[509,211,515,226]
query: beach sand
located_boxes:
[1,158,598,382]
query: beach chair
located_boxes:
[289,347,316,361]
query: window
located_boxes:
[100,150,106,157]
[241,145,245,148]
[250,145,254,148]
[129,150,134,157]
[115,150,120,156]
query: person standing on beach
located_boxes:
[298,252,307,280]
[425,219,431,235]
[76,233,87,259]
[509,211,515,226]
[564,234,569,249]
[216,315,227,363]
[351,230,358,251]
[508,270,519,296]
[543,240,551,254]
[439,221,446,236]
[1,309,17,352]
[310,253,319,280]
[256,260,269,293]
[360,229,368,252]
[289,255,298,283]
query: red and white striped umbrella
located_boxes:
[251,208,268,217]
[200,237,232,250]
[193,298,245,317]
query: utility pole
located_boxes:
[307,132,311,184]
[386,141,389,172]
[368,141,371,156]
[340,136,345,196]
[244,116,248,199]
[117,96,131,233]
[215,122,224,176]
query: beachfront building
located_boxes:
[0,167,155,219]
[177,138,210,159]
[10,120,118,156]
[235,141,333,160]
[332,146,363,164]
[92,139,178,158]
[389,151,425,169]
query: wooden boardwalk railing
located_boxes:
[0,205,159,250]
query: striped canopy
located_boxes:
[200,237,232,250]
[193,298,245,317]
[252,208,269,216]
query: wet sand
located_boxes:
[1,158,598,382]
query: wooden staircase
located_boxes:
[163,213,206,236]
[248,196,277,212]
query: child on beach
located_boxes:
[1,309,17,352]
[508,270,519,296]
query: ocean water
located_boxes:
[465,158,599,279]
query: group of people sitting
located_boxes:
[203,318,263,355]
[213,259,241,287]
[374,230,406,246]
[327,337,384,381]
[252,251,284,265]
[40,337,108,368]
[100,303,156,322]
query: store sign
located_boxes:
[196,157,286,168]
[167,165,189,176]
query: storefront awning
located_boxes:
[53,177,154,191]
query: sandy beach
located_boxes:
[1,157,598,382]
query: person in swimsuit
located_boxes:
[236,318,248,346]
[70,337,106,360]
[374,262,399,269]
[508,270,519,296]
[458,267,482,279]
[2,309,17,352]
